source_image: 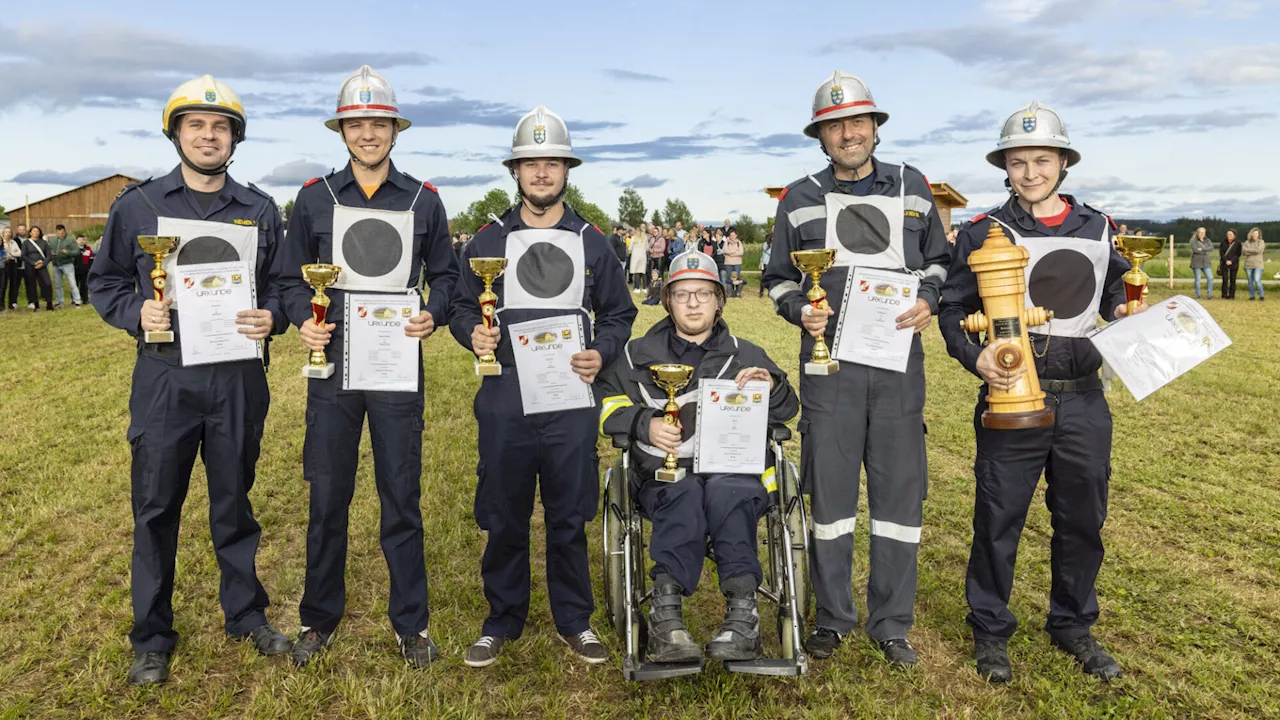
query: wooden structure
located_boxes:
[765,182,968,227]
[5,174,139,235]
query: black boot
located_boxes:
[127,651,171,685]
[706,574,762,661]
[974,638,1012,683]
[646,575,701,663]
[1051,633,1122,681]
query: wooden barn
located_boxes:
[765,182,969,228]
[6,174,139,236]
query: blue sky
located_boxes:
[2,0,1277,225]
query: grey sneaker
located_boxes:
[464,635,505,668]
[561,629,608,664]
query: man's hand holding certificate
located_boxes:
[174,261,261,366]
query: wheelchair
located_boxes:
[601,425,810,681]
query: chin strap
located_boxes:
[513,170,569,217]
[344,123,396,172]
[174,137,235,177]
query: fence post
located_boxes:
[1168,233,1175,288]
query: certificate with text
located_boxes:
[174,260,261,367]
[509,314,595,415]
[693,379,769,475]
[832,267,919,373]
[342,293,420,392]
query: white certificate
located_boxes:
[693,379,770,475]
[174,260,261,367]
[508,315,595,415]
[831,267,920,373]
[1087,295,1231,402]
[342,293,420,392]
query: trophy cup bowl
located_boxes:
[1116,235,1166,315]
[790,248,840,376]
[137,235,180,344]
[301,263,342,379]
[650,363,695,482]
[470,257,509,377]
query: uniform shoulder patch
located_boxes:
[592,224,603,235]
[478,223,490,233]
[303,177,320,188]
[422,181,438,194]
[969,213,988,224]
[778,186,789,202]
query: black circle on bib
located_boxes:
[834,203,892,255]
[343,218,403,277]
[176,236,239,265]
[1028,249,1097,320]
[515,242,574,299]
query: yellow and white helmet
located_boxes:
[162,75,246,142]
[325,65,411,132]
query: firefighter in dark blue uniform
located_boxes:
[269,66,459,668]
[89,75,292,686]
[450,105,636,668]
[939,101,1144,683]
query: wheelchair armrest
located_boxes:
[611,432,632,450]
[768,424,792,442]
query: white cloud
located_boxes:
[1191,45,1280,86]
[257,160,330,187]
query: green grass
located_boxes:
[1139,246,1280,280]
[1,284,1278,719]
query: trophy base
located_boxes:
[475,361,502,376]
[982,407,1055,431]
[804,360,839,376]
[655,467,686,483]
[302,363,335,379]
[144,330,174,344]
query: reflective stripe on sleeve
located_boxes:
[760,466,777,493]
[599,394,634,436]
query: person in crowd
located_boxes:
[22,226,54,311]
[75,233,94,304]
[1243,227,1265,301]
[720,218,733,237]
[710,228,727,285]
[1,226,22,311]
[1220,228,1242,300]
[629,225,648,292]
[1190,227,1214,300]
[48,224,82,308]
[642,267,663,305]
[675,220,686,243]
[758,232,772,298]
[722,229,744,297]
[648,226,667,284]
[612,226,629,267]
[947,228,959,245]
[668,225,687,261]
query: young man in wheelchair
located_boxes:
[598,249,799,663]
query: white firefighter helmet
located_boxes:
[325,65,411,132]
[162,75,246,141]
[986,100,1080,169]
[503,105,582,168]
[663,250,725,317]
[803,70,889,139]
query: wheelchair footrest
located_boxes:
[723,656,808,676]
[622,655,705,681]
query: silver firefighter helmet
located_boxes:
[803,70,889,139]
[503,104,582,168]
[986,100,1080,169]
[325,65,411,132]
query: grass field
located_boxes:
[1,283,1277,720]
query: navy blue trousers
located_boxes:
[127,351,270,654]
[966,388,1111,643]
[473,371,599,639]
[299,360,428,638]
[636,472,767,595]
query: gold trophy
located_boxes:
[301,263,342,379]
[137,235,179,343]
[960,224,1055,430]
[790,248,839,375]
[650,364,694,482]
[1116,235,1166,316]
[470,257,508,376]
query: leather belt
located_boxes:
[1042,375,1102,394]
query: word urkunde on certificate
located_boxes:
[508,314,595,415]
[174,260,261,367]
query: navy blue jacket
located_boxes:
[450,204,636,372]
[271,160,458,332]
[938,195,1131,382]
[89,165,286,349]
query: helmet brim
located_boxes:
[165,105,246,142]
[326,115,412,132]
[503,149,582,169]
[804,108,889,138]
[986,144,1081,169]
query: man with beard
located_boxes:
[450,105,636,668]
[271,65,458,668]
[939,101,1138,683]
[89,75,291,685]
[762,70,949,668]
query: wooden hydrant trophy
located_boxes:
[959,224,1055,430]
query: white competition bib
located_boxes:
[156,217,257,308]
[501,228,586,311]
[994,219,1111,338]
[324,177,423,292]
[823,164,906,270]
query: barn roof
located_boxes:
[10,173,142,212]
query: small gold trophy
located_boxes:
[960,224,1054,430]
[650,364,694,482]
[470,257,508,376]
[301,263,342,379]
[1116,235,1166,316]
[137,235,180,344]
[790,248,839,375]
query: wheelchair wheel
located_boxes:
[776,460,809,660]
[785,460,810,622]
[602,465,628,642]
